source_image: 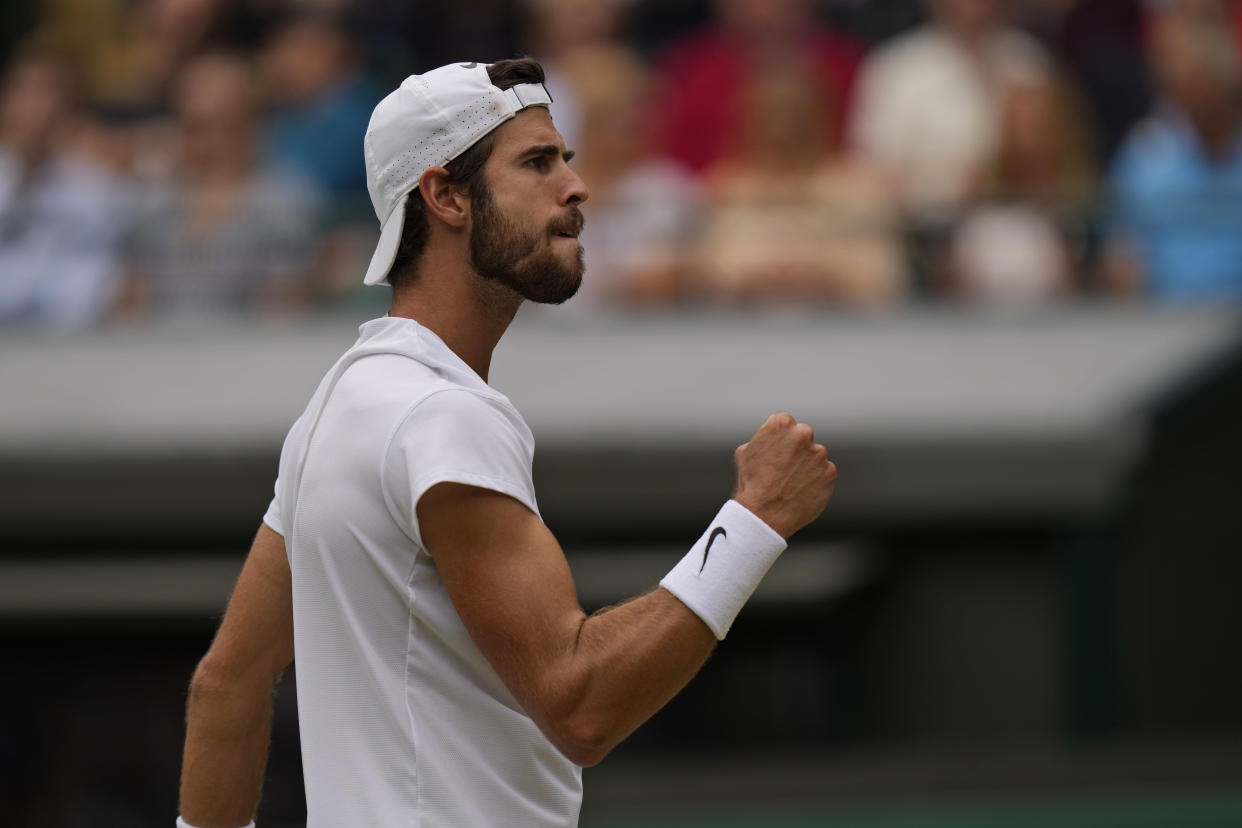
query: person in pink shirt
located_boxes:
[648,0,863,175]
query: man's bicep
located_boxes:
[204,523,295,681]
[417,482,585,707]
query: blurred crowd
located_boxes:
[3,0,1242,331]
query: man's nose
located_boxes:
[562,167,589,206]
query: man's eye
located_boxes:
[526,156,549,171]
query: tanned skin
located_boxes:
[178,107,836,825]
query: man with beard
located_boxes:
[177,59,836,828]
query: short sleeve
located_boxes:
[263,406,312,539]
[382,388,537,550]
[262,481,283,536]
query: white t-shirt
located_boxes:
[263,316,583,827]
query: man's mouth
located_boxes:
[550,212,584,240]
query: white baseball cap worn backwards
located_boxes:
[362,61,554,287]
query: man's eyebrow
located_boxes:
[518,144,575,163]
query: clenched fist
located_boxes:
[733,412,837,539]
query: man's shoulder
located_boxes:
[402,385,531,445]
[324,317,533,445]
[382,383,538,517]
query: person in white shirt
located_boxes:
[850,0,1050,218]
[0,44,128,330]
[177,58,836,828]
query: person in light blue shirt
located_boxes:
[1103,11,1242,304]
[260,11,381,211]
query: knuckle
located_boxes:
[794,423,814,442]
[770,411,795,428]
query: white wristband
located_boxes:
[659,500,787,640]
[177,818,255,828]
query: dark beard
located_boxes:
[469,180,584,305]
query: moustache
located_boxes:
[548,208,585,238]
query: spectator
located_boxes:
[1016,0,1152,163]
[521,0,625,155]
[1102,10,1242,302]
[30,0,269,191]
[122,52,320,316]
[257,9,387,306]
[688,58,905,307]
[400,0,522,72]
[947,64,1098,305]
[554,45,698,310]
[43,0,239,118]
[259,8,381,206]
[850,0,1052,218]
[0,43,129,331]
[648,0,863,175]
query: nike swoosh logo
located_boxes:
[458,62,479,69]
[701,526,727,572]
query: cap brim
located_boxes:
[363,199,408,286]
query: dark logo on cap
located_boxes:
[458,62,479,69]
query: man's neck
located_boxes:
[387,252,522,383]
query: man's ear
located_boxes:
[419,167,469,229]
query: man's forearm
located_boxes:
[179,662,278,828]
[557,586,718,759]
[544,500,788,762]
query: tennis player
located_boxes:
[177,58,836,828]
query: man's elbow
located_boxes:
[533,657,626,766]
[187,656,239,708]
[188,653,277,709]
[548,711,619,768]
